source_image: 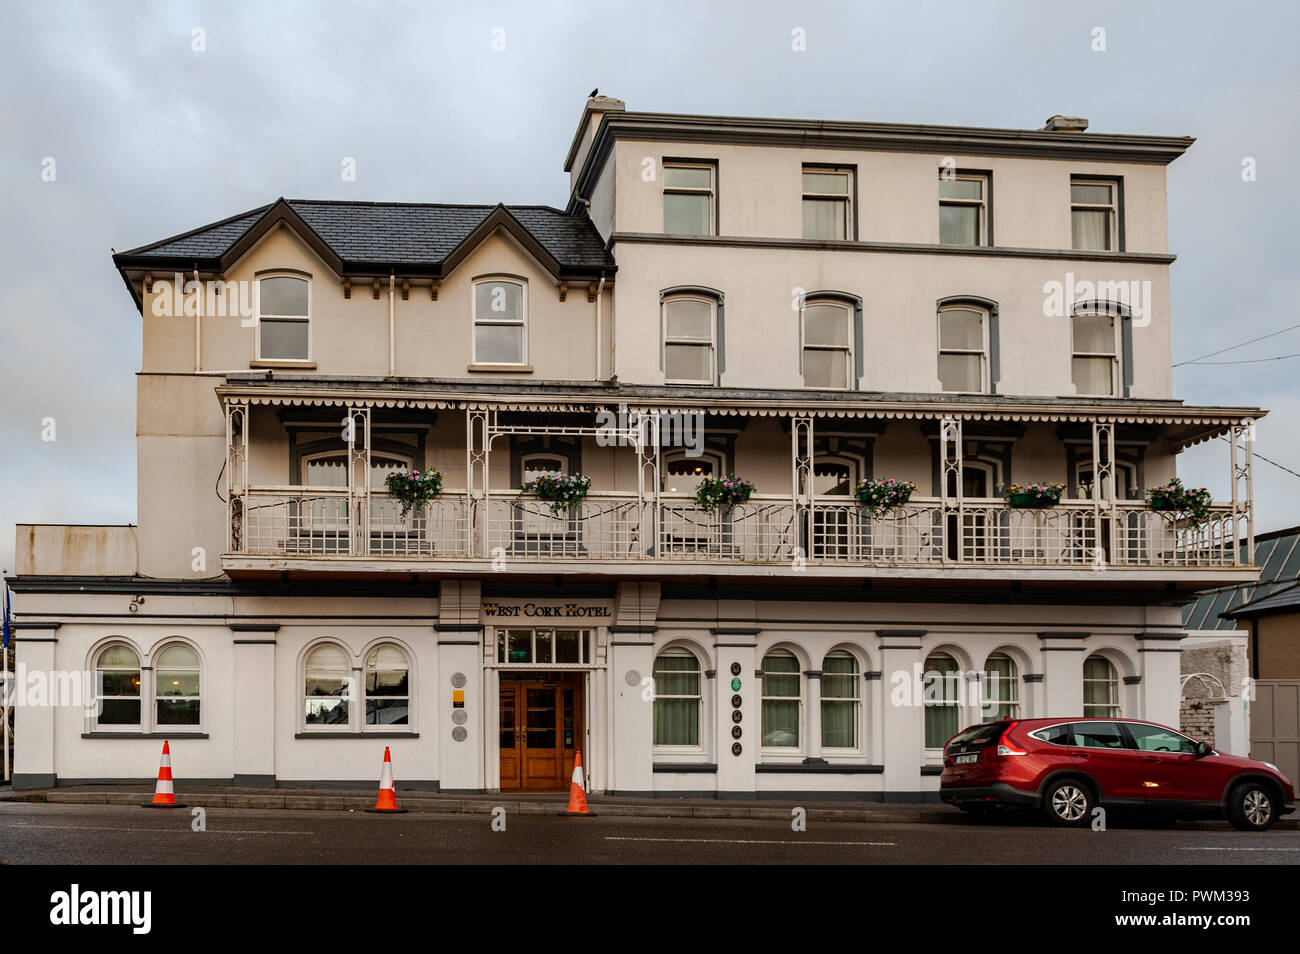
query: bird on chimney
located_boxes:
[588,88,599,98]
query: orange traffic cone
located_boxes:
[142,740,186,808]
[561,751,595,816]
[365,746,407,814]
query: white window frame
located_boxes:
[802,166,854,240]
[819,649,863,753]
[153,641,202,731]
[981,652,1021,721]
[493,627,593,667]
[472,276,528,366]
[662,295,717,385]
[1070,178,1119,251]
[938,172,989,246]
[760,649,804,754]
[923,651,962,756]
[362,643,411,731]
[255,272,312,362]
[937,305,990,394]
[1071,310,1120,397]
[662,161,716,236]
[1083,654,1122,718]
[92,642,143,730]
[652,646,706,752]
[800,298,854,390]
[301,642,354,733]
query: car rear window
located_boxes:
[947,723,1005,746]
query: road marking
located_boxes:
[604,836,895,847]
[11,824,313,835]
[1178,846,1300,852]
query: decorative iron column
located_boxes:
[345,405,371,556]
[632,407,661,558]
[466,408,490,558]
[792,416,814,561]
[225,401,249,553]
[1229,419,1255,565]
[1091,419,1116,567]
[940,416,962,562]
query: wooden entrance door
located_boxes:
[498,675,583,790]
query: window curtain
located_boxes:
[923,654,961,748]
[761,652,801,746]
[820,652,859,748]
[981,654,1017,721]
[1083,656,1119,716]
[1072,209,1111,250]
[653,651,701,746]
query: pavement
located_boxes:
[2,782,1295,830]
[1,800,1299,864]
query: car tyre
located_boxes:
[1042,778,1094,827]
[1227,782,1277,832]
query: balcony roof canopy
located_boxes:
[215,374,1261,450]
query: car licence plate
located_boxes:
[955,754,978,764]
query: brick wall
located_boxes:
[1179,636,1247,748]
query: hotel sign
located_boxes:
[482,602,612,619]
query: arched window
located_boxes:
[923,652,961,748]
[800,299,853,389]
[820,650,860,749]
[761,650,802,748]
[653,648,702,747]
[661,450,723,493]
[1083,655,1121,718]
[155,644,200,726]
[938,304,989,393]
[662,295,717,384]
[364,644,410,727]
[981,652,1020,721]
[95,645,141,727]
[256,275,311,361]
[304,644,351,728]
[473,278,527,365]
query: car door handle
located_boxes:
[1143,756,1160,762]
[1070,752,1089,758]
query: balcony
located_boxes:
[229,488,1242,571]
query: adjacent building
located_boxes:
[9,97,1265,799]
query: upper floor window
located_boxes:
[473,278,527,365]
[802,166,853,240]
[1071,178,1120,251]
[938,305,988,393]
[663,162,716,235]
[256,275,310,361]
[939,173,989,246]
[1072,311,1118,396]
[662,295,717,384]
[801,299,853,389]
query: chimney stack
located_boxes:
[1042,115,1089,132]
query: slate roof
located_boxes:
[1182,526,1300,630]
[115,199,614,271]
[1222,581,1300,619]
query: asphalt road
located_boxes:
[2,801,1299,865]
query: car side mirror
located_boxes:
[1195,741,1211,758]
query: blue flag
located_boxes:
[2,583,10,649]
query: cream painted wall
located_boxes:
[613,140,1169,252]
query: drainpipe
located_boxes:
[388,271,396,377]
[593,271,606,380]
[193,265,202,372]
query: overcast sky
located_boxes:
[2,0,1298,579]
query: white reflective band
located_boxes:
[571,765,583,786]
[157,781,173,794]
[160,755,171,767]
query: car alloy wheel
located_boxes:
[1244,789,1271,827]
[1043,779,1093,827]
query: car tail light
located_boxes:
[995,721,1027,757]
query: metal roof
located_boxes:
[1183,527,1300,630]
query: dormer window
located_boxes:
[473,278,527,365]
[256,275,311,361]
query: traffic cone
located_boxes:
[365,746,407,814]
[561,751,595,816]
[142,741,186,808]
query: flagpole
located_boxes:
[2,570,9,784]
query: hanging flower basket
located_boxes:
[1145,477,1212,529]
[1007,481,1064,507]
[694,475,756,515]
[525,473,592,516]
[384,470,443,517]
[854,478,917,517]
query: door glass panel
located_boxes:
[1128,724,1198,754]
[555,629,582,664]
[526,688,557,748]
[563,689,575,749]
[499,690,516,750]
[1068,721,1130,748]
[535,629,553,664]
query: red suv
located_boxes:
[939,718,1295,830]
